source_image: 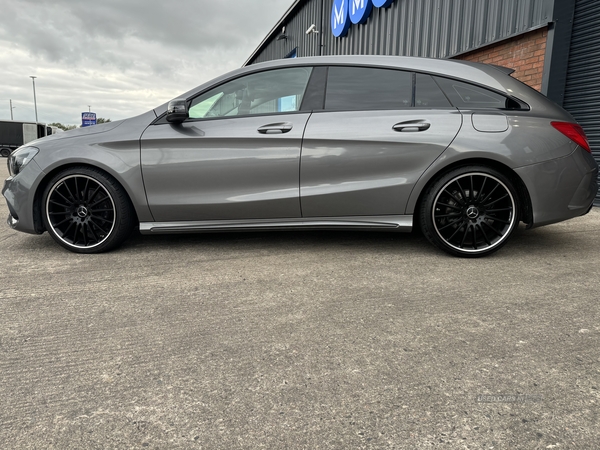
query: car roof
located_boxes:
[251,55,509,90]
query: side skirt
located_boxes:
[139,215,413,234]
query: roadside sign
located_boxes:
[82,112,97,127]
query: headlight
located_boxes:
[8,146,39,177]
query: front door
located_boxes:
[141,67,314,222]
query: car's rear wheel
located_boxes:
[420,166,520,257]
[42,167,135,253]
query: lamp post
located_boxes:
[30,76,38,123]
[10,99,15,120]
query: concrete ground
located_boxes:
[0,161,599,449]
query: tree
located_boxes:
[96,118,111,124]
[48,122,77,131]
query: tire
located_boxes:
[0,148,11,157]
[420,166,520,258]
[42,166,135,253]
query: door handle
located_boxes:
[257,122,293,134]
[392,120,431,132]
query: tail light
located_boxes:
[551,122,591,153]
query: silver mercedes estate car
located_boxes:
[3,56,598,257]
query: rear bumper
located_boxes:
[515,147,598,228]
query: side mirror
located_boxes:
[166,99,189,123]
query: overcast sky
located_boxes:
[0,0,292,126]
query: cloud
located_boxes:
[0,0,290,125]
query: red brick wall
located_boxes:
[454,28,548,92]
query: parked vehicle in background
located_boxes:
[0,120,49,157]
[2,56,598,256]
[47,126,64,136]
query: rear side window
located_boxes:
[433,76,519,110]
[415,74,452,108]
[325,66,412,111]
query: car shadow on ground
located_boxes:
[5,221,589,259]
[114,223,577,258]
[122,228,434,254]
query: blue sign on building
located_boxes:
[332,0,396,37]
[82,112,97,127]
[372,0,395,7]
[331,0,351,38]
[349,0,373,25]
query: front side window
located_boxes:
[325,66,413,111]
[188,67,313,119]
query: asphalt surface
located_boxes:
[1,161,599,449]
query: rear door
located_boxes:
[300,67,462,217]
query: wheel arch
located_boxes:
[32,163,140,234]
[409,158,533,227]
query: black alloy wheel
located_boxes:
[42,167,135,253]
[420,166,520,257]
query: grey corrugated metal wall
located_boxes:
[562,0,600,205]
[247,0,553,65]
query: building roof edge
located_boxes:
[243,0,304,67]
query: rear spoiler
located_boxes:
[490,65,516,76]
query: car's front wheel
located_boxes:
[420,166,520,257]
[42,167,135,253]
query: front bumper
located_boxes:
[2,159,45,235]
[515,147,598,228]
